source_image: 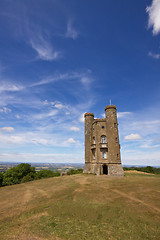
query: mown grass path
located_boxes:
[0,173,160,240]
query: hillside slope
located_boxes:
[0,173,160,240]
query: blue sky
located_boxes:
[0,0,160,166]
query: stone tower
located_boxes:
[83,104,124,176]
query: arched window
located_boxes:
[93,137,95,144]
[92,149,95,159]
[101,135,106,143]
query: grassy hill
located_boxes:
[0,172,160,240]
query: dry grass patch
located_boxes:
[0,174,160,240]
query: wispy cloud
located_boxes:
[148,51,160,59]
[0,81,23,92]
[30,34,62,61]
[66,20,79,40]
[0,107,11,113]
[117,112,132,118]
[1,127,14,132]
[80,76,93,90]
[69,126,80,132]
[124,133,142,140]
[79,113,85,123]
[30,73,70,87]
[0,153,83,163]
[66,138,76,143]
[146,0,160,35]
[31,71,93,88]
[32,109,58,120]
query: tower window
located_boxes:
[102,151,107,159]
[115,137,118,142]
[92,149,95,159]
[93,137,95,144]
[101,135,106,143]
[114,123,117,127]
[102,126,104,129]
[117,154,119,159]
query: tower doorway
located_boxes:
[103,165,108,175]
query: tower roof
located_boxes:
[84,112,94,117]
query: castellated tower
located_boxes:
[83,105,124,176]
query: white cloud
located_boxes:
[117,112,132,118]
[47,110,58,117]
[33,109,58,119]
[54,103,64,109]
[146,0,160,35]
[0,107,11,113]
[8,135,26,144]
[79,113,85,123]
[81,77,93,89]
[122,149,160,166]
[0,153,83,163]
[67,138,76,143]
[0,82,23,92]
[16,114,20,119]
[70,126,80,132]
[30,34,61,61]
[66,20,78,40]
[124,134,142,140]
[1,127,14,132]
[148,51,160,59]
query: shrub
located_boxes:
[37,170,60,179]
[0,172,3,187]
[68,168,83,175]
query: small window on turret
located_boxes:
[114,123,117,127]
[115,137,118,142]
[93,137,95,144]
[92,149,95,159]
[117,154,119,159]
[102,126,104,129]
[101,135,106,143]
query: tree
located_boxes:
[2,163,36,186]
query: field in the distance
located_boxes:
[0,172,160,240]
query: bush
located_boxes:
[37,170,60,179]
[0,172,3,187]
[68,168,83,175]
[123,166,160,174]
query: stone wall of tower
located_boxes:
[83,113,94,173]
[83,105,124,176]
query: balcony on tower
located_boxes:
[99,142,108,149]
[91,144,96,150]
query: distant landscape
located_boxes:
[0,162,84,173]
[1,162,160,173]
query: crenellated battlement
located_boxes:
[84,112,94,117]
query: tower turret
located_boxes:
[83,112,94,173]
[105,105,124,175]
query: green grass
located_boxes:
[0,173,160,240]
